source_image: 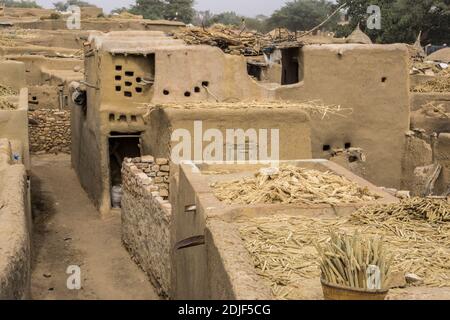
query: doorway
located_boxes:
[108,133,141,207]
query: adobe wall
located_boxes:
[96,45,271,106]
[275,44,411,189]
[0,88,30,170]
[0,60,26,90]
[410,93,450,112]
[5,55,83,110]
[71,99,103,209]
[143,106,312,162]
[205,219,272,300]
[0,139,31,300]
[121,157,172,297]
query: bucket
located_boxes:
[321,279,389,300]
[111,185,123,208]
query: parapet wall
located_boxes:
[0,139,31,300]
[28,109,71,154]
[121,156,172,297]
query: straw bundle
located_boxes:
[352,197,450,224]
[316,231,391,290]
[212,165,380,206]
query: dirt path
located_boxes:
[30,154,158,300]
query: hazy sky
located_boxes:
[35,0,289,17]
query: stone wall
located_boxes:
[124,156,170,198]
[28,109,71,154]
[121,156,172,297]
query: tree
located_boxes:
[130,0,166,20]
[210,11,243,26]
[53,0,95,12]
[335,0,450,44]
[130,0,195,23]
[266,0,337,32]
[111,7,129,15]
[164,0,195,23]
[2,0,42,8]
[192,10,214,27]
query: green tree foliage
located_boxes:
[130,0,194,23]
[2,0,42,8]
[164,0,195,23]
[336,0,450,44]
[210,11,243,26]
[198,11,269,32]
[266,0,337,31]
[53,0,95,12]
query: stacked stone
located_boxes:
[28,109,71,154]
[121,156,172,296]
[122,156,170,200]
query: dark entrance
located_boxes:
[108,133,141,206]
[281,47,300,85]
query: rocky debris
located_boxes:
[387,271,407,289]
[123,156,170,200]
[380,187,411,199]
[28,109,71,154]
[405,273,424,285]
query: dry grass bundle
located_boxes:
[352,197,450,224]
[316,231,391,290]
[239,216,345,299]
[212,165,380,206]
[412,69,450,93]
[239,204,450,299]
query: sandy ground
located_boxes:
[30,154,158,300]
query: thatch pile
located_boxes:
[239,198,450,299]
[174,24,271,56]
[211,165,380,206]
